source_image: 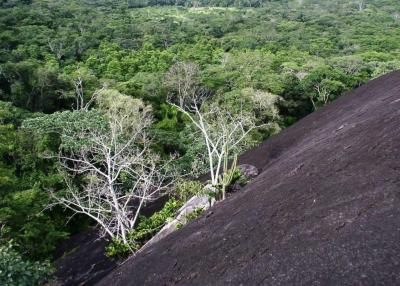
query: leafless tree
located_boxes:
[51,91,173,245]
[310,83,330,111]
[73,74,85,110]
[165,63,279,200]
[47,39,65,60]
[168,89,265,200]
[165,62,200,108]
[72,74,104,111]
[358,0,365,12]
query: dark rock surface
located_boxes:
[54,195,169,285]
[53,229,117,286]
[96,71,400,286]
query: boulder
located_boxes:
[237,164,259,178]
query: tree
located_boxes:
[0,101,72,260]
[164,62,200,108]
[309,79,346,110]
[168,87,268,200]
[24,90,173,245]
[358,0,365,12]
[310,82,330,111]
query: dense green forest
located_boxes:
[1,0,400,284]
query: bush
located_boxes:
[229,168,250,188]
[105,238,139,260]
[106,198,183,259]
[212,167,244,198]
[173,179,204,202]
[176,207,205,229]
[0,243,53,286]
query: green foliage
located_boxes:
[22,109,107,150]
[0,243,54,286]
[106,197,183,259]
[0,101,80,260]
[232,169,249,186]
[0,60,72,113]
[228,168,245,185]
[1,1,399,116]
[173,179,204,202]
[176,207,205,229]
[130,198,183,244]
[105,238,138,260]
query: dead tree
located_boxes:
[310,83,330,111]
[51,92,173,245]
[165,62,200,108]
[168,89,263,200]
[358,0,365,12]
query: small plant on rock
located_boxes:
[173,179,204,202]
[176,207,205,229]
[105,197,183,259]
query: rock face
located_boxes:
[54,196,169,286]
[97,71,400,286]
[53,229,117,286]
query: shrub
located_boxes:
[105,238,139,260]
[176,207,205,229]
[106,198,183,259]
[230,168,250,187]
[0,243,53,286]
[212,167,244,199]
[173,179,204,202]
[129,198,183,244]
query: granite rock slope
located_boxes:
[97,71,400,286]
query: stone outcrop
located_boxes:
[98,71,400,286]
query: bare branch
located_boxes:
[51,95,173,246]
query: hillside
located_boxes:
[97,71,400,285]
